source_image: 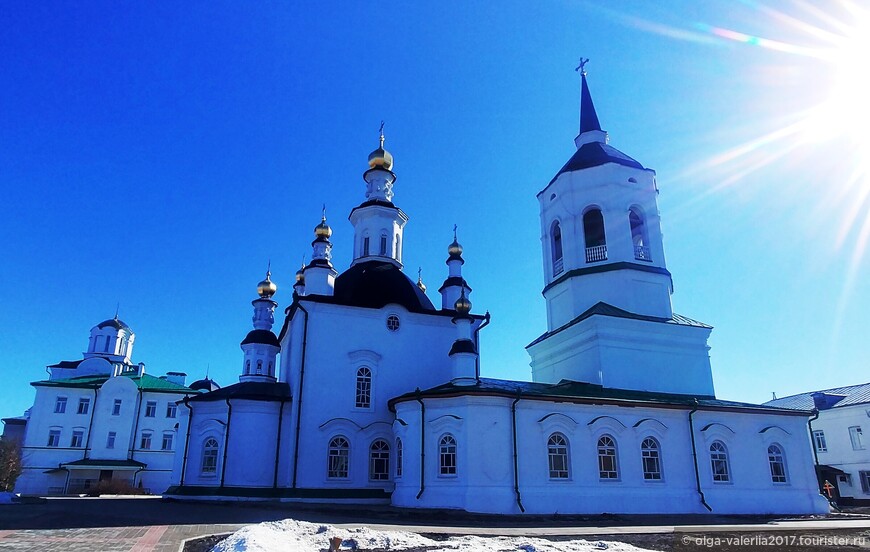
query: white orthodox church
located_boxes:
[165,72,828,515]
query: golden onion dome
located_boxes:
[448,238,463,257]
[314,217,332,239]
[454,292,471,314]
[368,133,394,170]
[417,276,427,294]
[257,270,278,299]
[295,264,305,284]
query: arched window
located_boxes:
[768,444,787,483]
[583,209,607,262]
[551,221,564,276]
[355,367,372,408]
[369,439,390,481]
[641,437,662,480]
[327,436,350,479]
[396,438,403,478]
[629,209,651,261]
[245,360,250,374]
[547,433,569,479]
[395,235,401,261]
[439,434,457,476]
[597,435,619,480]
[363,236,370,256]
[710,441,730,482]
[256,360,263,375]
[379,234,388,256]
[201,438,219,475]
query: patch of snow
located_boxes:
[212,519,655,552]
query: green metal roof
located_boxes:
[32,372,199,394]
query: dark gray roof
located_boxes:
[763,382,870,410]
[547,142,644,186]
[579,72,602,134]
[390,377,807,416]
[527,301,711,348]
[188,381,291,402]
[189,377,221,392]
[47,359,84,369]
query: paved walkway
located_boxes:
[1,497,869,551]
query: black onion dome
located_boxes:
[97,318,131,331]
[190,378,221,392]
[332,261,436,313]
[240,329,280,347]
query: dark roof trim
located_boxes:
[47,360,85,369]
[284,295,486,320]
[240,329,280,347]
[348,199,408,221]
[542,262,672,296]
[527,301,710,349]
[448,339,477,356]
[438,276,472,293]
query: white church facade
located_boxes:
[165,72,828,514]
[14,318,205,495]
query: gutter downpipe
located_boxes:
[415,391,425,500]
[220,397,233,488]
[511,391,525,513]
[128,388,143,461]
[473,312,491,383]
[807,408,822,494]
[291,302,310,488]
[688,401,713,512]
[83,387,98,459]
[180,397,193,486]
[273,399,288,488]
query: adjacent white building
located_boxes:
[14,318,203,495]
[166,71,828,515]
[765,383,870,506]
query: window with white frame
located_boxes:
[327,436,350,479]
[369,439,390,481]
[145,401,157,418]
[439,434,457,476]
[202,438,219,475]
[355,367,372,408]
[54,396,67,414]
[47,429,60,447]
[551,221,564,276]
[140,431,152,450]
[77,397,90,415]
[112,399,122,416]
[597,435,619,480]
[849,426,865,450]
[166,402,177,418]
[106,431,116,449]
[710,441,731,482]
[641,437,662,480]
[547,433,570,479]
[396,438,403,478]
[768,444,788,483]
[860,471,870,494]
[70,430,84,448]
[161,432,173,450]
[379,234,387,256]
[812,430,827,452]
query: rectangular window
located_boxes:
[112,399,122,416]
[161,433,173,451]
[861,471,870,493]
[140,432,152,450]
[812,430,827,452]
[106,432,116,449]
[47,429,60,447]
[70,430,84,448]
[145,401,157,418]
[77,398,90,415]
[850,426,865,450]
[363,237,370,256]
[166,402,177,418]
[379,236,387,256]
[54,396,67,414]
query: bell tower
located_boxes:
[527,64,715,398]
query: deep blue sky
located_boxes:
[2,2,868,421]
